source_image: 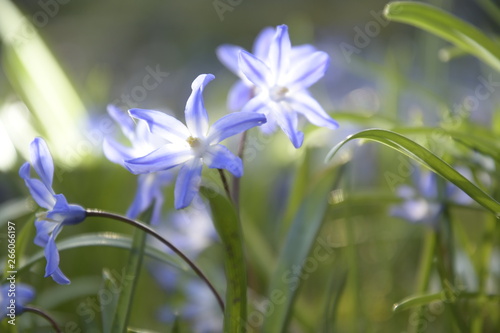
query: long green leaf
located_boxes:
[201,187,246,333]
[262,168,340,333]
[384,2,500,72]
[101,269,120,333]
[325,129,500,215]
[14,232,187,276]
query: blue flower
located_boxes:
[124,74,267,209]
[391,168,472,225]
[19,138,86,284]
[104,104,173,223]
[217,26,317,112]
[222,24,338,148]
[0,283,35,318]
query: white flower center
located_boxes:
[187,136,206,157]
[269,86,289,102]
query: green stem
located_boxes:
[85,209,224,312]
[408,229,437,333]
[472,215,497,333]
[24,306,62,333]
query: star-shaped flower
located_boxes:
[217,26,317,112]
[19,138,86,284]
[235,24,338,148]
[124,74,266,209]
[104,104,173,223]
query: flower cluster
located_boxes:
[18,24,336,289]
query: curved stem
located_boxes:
[85,209,225,312]
[23,306,62,333]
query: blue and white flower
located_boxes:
[217,26,317,112]
[219,24,337,148]
[124,74,266,209]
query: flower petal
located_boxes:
[288,92,339,129]
[227,81,254,111]
[174,158,203,209]
[207,112,267,144]
[30,138,54,189]
[239,50,272,88]
[34,220,58,247]
[205,144,243,177]
[216,44,244,76]
[50,267,71,285]
[129,108,190,144]
[290,44,317,62]
[274,105,304,148]
[252,26,275,59]
[269,24,291,84]
[103,137,136,166]
[107,104,135,141]
[19,163,56,209]
[126,172,171,224]
[44,225,63,278]
[125,144,193,174]
[240,93,271,114]
[185,74,214,138]
[286,51,329,92]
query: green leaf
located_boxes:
[393,292,445,312]
[101,269,120,333]
[262,168,340,333]
[201,186,246,333]
[384,2,500,72]
[325,129,500,215]
[14,232,187,277]
[112,205,154,333]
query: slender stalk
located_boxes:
[231,130,248,208]
[85,209,225,312]
[23,306,62,333]
[218,169,232,201]
[408,229,437,333]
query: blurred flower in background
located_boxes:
[148,199,221,332]
[391,167,473,226]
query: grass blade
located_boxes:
[111,206,154,333]
[325,129,500,215]
[384,1,500,72]
[201,186,246,333]
[262,167,341,332]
